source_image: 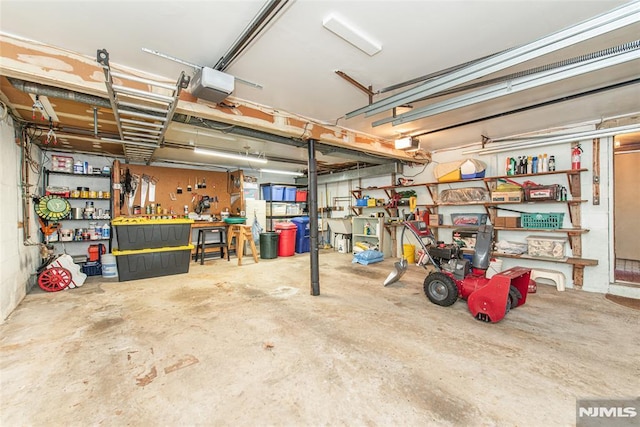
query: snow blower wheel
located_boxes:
[38,266,72,292]
[509,285,523,309]
[424,272,458,307]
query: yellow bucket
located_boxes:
[403,243,416,264]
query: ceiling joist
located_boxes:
[0,33,427,164]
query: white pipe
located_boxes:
[462,124,640,155]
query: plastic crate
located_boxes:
[51,155,74,173]
[450,213,488,226]
[283,187,297,201]
[81,261,102,276]
[526,235,567,259]
[113,245,193,282]
[272,185,285,201]
[521,213,564,229]
[262,185,274,201]
[295,190,308,202]
[112,218,194,250]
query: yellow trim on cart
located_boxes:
[113,244,194,256]
[112,217,194,225]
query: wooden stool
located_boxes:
[227,225,258,266]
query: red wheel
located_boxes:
[38,267,72,292]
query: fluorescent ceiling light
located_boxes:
[260,168,304,176]
[322,14,382,56]
[194,147,267,164]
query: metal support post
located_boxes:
[308,138,320,296]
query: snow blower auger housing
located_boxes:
[385,221,532,323]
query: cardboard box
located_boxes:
[491,190,523,203]
[524,185,559,201]
[453,228,477,249]
[429,214,443,226]
[493,216,521,228]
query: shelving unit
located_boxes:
[43,169,113,257]
[350,168,597,287]
[260,183,308,231]
[352,216,387,255]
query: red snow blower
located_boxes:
[384,220,532,323]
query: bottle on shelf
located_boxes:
[532,156,538,174]
[542,154,548,172]
[527,156,533,174]
[516,156,522,174]
[364,222,371,235]
[101,223,110,239]
[549,155,556,172]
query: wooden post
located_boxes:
[593,138,600,205]
[573,265,584,289]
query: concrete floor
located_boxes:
[1,250,638,426]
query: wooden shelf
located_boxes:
[431,225,588,233]
[45,169,111,179]
[390,168,594,287]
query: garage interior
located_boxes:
[1,1,639,425]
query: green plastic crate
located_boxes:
[521,212,564,229]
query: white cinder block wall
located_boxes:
[0,116,41,321]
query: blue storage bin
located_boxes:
[261,185,273,201]
[272,185,285,201]
[284,186,297,201]
[291,216,310,253]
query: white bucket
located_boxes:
[101,254,118,278]
[486,259,503,278]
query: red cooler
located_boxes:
[275,222,297,257]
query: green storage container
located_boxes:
[259,232,279,259]
[112,217,194,250]
[521,212,565,229]
[113,244,193,282]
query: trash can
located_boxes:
[259,232,279,259]
[291,216,310,253]
[274,222,297,257]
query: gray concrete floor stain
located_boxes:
[1,250,639,426]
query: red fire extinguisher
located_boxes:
[571,143,583,170]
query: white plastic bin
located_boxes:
[486,259,503,278]
[101,253,118,278]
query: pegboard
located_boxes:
[114,163,232,217]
